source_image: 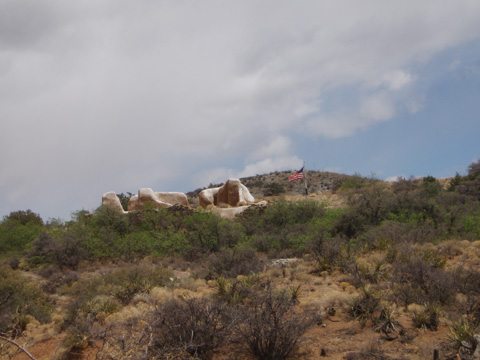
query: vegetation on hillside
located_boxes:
[1,160,480,359]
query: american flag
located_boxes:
[289,166,304,182]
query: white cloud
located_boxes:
[247,136,292,163]
[193,155,302,188]
[382,71,414,90]
[360,93,395,121]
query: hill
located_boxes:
[186,170,352,206]
[1,162,480,360]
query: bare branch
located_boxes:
[0,334,37,360]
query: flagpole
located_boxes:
[303,161,308,196]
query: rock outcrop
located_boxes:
[102,192,126,213]
[102,189,189,213]
[127,188,171,211]
[199,187,220,207]
[199,179,255,208]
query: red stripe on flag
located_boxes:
[289,172,304,182]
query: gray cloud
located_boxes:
[1,1,480,219]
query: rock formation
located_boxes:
[128,189,189,211]
[102,189,189,213]
[102,192,126,213]
[217,179,255,207]
[199,179,255,208]
[198,187,220,207]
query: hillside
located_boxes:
[1,163,480,360]
[187,170,351,206]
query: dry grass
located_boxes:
[9,236,480,360]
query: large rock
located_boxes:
[155,192,189,207]
[199,179,255,208]
[217,179,255,207]
[127,188,189,211]
[198,187,220,207]
[102,192,126,213]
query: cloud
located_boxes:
[1,1,480,218]
[194,155,303,187]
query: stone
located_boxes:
[102,192,126,213]
[127,188,190,211]
[155,192,189,207]
[199,179,255,208]
[199,187,220,207]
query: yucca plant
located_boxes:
[448,317,477,354]
[412,303,439,331]
[375,306,402,339]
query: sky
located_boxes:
[1,0,480,221]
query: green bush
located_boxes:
[183,212,224,253]
[262,199,325,227]
[0,210,44,257]
[89,205,130,236]
[339,172,369,190]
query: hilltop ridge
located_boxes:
[187,170,352,206]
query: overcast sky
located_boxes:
[1,0,480,221]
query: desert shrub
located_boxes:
[89,205,130,236]
[460,213,480,239]
[263,182,286,196]
[391,252,455,306]
[213,275,260,305]
[375,307,402,339]
[217,221,246,248]
[392,176,421,193]
[208,247,264,278]
[233,288,319,360]
[127,208,189,232]
[37,265,79,294]
[115,231,155,260]
[151,230,191,257]
[65,265,171,308]
[347,286,381,324]
[468,159,480,179]
[3,210,43,226]
[308,234,348,272]
[104,265,172,304]
[349,258,389,286]
[310,208,344,234]
[149,297,234,359]
[183,212,224,253]
[412,303,439,331]
[61,264,171,354]
[455,177,480,200]
[448,317,478,354]
[0,210,44,256]
[339,172,370,190]
[0,265,52,334]
[421,176,443,198]
[262,199,325,228]
[447,160,480,200]
[28,231,87,269]
[332,186,396,238]
[358,221,409,250]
